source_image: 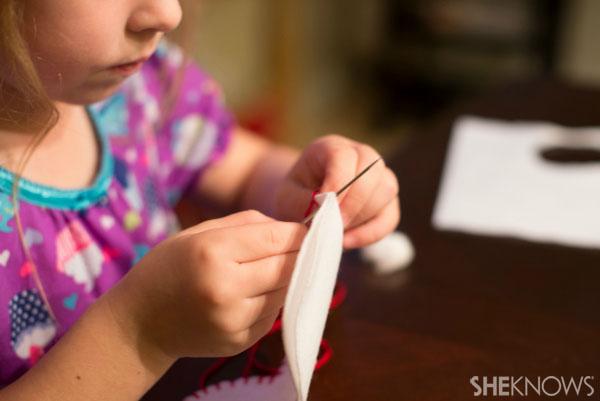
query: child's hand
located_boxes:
[275,135,400,249]
[106,210,307,361]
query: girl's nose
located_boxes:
[127,0,183,34]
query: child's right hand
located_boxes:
[104,210,307,362]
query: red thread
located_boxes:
[314,339,333,370]
[269,317,282,334]
[330,282,347,310]
[241,342,260,378]
[302,190,321,219]
[252,357,282,376]
[198,357,228,389]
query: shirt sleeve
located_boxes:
[144,40,234,207]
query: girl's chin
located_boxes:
[52,82,126,105]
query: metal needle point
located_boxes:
[302,158,382,225]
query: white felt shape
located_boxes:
[433,116,600,249]
[283,192,343,401]
[183,361,296,401]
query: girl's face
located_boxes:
[23,0,182,104]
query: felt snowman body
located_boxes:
[183,362,296,401]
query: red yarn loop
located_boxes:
[198,357,228,390]
[302,190,321,225]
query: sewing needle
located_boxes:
[302,158,382,225]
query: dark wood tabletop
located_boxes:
[143,80,600,401]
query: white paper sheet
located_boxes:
[184,192,344,401]
[433,116,600,249]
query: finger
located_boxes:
[242,309,282,348]
[280,136,354,221]
[180,210,273,237]
[239,251,298,296]
[240,286,288,329]
[338,145,385,226]
[346,167,399,230]
[311,139,359,203]
[274,179,316,222]
[343,196,400,249]
[208,221,307,262]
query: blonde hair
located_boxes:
[0,0,60,320]
[0,0,199,322]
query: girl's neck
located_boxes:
[0,102,85,169]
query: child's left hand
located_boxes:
[274,135,400,249]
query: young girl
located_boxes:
[0,0,400,399]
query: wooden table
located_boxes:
[143,80,600,400]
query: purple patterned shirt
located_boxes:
[0,40,233,385]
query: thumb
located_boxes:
[318,146,358,203]
[275,180,315,222]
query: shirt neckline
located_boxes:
[0,106,114,211]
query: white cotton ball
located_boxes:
[361,231,415,274]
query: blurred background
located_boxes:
[172,0,600,154]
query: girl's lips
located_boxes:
[108,57,148,76]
